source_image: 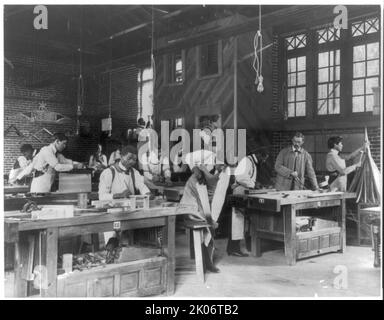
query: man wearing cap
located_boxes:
[274,132,319,191]
[179,149,230,273]
[99,145,150,200]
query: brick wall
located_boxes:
[3,54,101,174]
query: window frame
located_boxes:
[349,21,381,115]
[280,15,380,122]
[163,49,186,86]
[196,40,223,80]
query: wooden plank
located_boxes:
[297,246,341,259]
[296,227,341,239]
[14,234,29,297]
[284,205,297,266]
[294,199,341,210]
[165,215,176,295]
[254,230,285,242]
[8,206,177,232]
[41,228,58,297]
[192,229,204,283]
[340,199,347,253]
[58,217,166,238]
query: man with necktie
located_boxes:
[274,132,319,191]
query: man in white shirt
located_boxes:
[8,144,38,184]
[141,150,172,188]
[29,133,83,193]
[227,152,258,257]
[108,143,122,166]
[99,145,150,200]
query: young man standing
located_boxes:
[29,133,83,193]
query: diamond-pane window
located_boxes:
[317,26,340,44]
[317,50,340,115]
[285,34,306,50]
[352,42,380,112]
[352,17,380,37]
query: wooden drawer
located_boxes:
[296,227,341,259]
[57,257,167,297]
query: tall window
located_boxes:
[197,40,222,79]
[285,34,307,118]
[283,15,380,118]
[137,67,153,122]
[317,49,340,115]
[164,50,185,85]
[351,17,380,113]
[287,56,306,117]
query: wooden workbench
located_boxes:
[4,200,177,297]
[230,190,356,265]
[3,192,99,211]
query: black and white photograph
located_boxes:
[1,1,382,301]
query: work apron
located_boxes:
[231,185,246,240]
[30,168,55,193]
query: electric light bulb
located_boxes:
[257,75,264,92]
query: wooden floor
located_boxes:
[173,231,382,298]
[3,231,381,298]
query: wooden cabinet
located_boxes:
[57,257,167,297]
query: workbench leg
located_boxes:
[41,228,59,297]
[193,230,205,283]
[164,216,176,296]
[284,205,296,266]
[250,215,262,257]
[185,229,195,259]
[340,199,347,253]
[91,233,99,252]
[14,235,29,297]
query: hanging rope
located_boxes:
[252,5,264,93]
[107,9,113,137]
[76,9,84,136]
[151,5,156,120]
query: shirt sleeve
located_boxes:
[101,155,108,167]
[134,169,151,195]
[18,156,29,169]
[16,161,34,180]
[51,153,73,172]
[326,153,356,176]
[235,157,256,188]
[98,169,114,200]
[275,149,293,178]
[108,153,115,166]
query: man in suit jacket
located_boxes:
[274,132,319,191]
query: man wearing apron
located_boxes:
[29,133,83,193]
[99,145,150,200]
[179,150,230,273]
[227,153,258,257]
[325,136,366,192]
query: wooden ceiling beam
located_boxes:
[84,5,198,48]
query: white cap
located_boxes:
[184,150,216,172]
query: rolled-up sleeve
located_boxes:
[235,157,255,188]
[98,169,114,200]
[134,170,151,195]
[51,153,73,172]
